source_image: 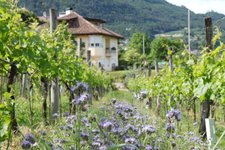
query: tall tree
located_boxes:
[122,32,151,66]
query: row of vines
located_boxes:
[0,0,112,144]
[127,29,225,140]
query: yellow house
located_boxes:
[57,9,123,71]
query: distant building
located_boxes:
[40,9,123,71]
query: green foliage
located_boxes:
[128,31,225,110]
[0,1,112,144]
[0,103,11,143]
[150,37,184,61]
[127,32,151,54]
[121,32,151,66]
[122,49,142,66]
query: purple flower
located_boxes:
[81,117,90,127]
[66,115,77,124]
[76,82,89,92]
[70,86,76,92]
[92,141,102,148]
[92,129,100,135]
[99,145,108,150]
[63,112,70,117]
[72,94,89,105]
[146,145,153,150]
[166,109,181,121]
[125,137,138,144]
[125,124,138,133]
[111,127,122,135]
[80,132,89,141]
[100,120,113,131]
[21,140,32,149]
[166,132,170,138]
[140,90,148,99]
[54,138,68,143]
[190,136,201,143]
[24,133,35,144]
[174,109,181,121]
[166,123,175,132]
[134,113,142,121]
[142,125,155,134]
[166,109,175,119]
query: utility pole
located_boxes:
[142,34,146,77]
[143,34,145,55]
[188,9,191,59]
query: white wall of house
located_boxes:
[75,35,119,71]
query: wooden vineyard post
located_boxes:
[154,58,159,75]
[148,63,151,77]
[21,73,27,98]
[199,17,213,139]
[168,50,173,72]
[49,8,59,121]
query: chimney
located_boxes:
[66,8,73,15]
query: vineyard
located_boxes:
[1,1,225,150]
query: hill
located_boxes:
[19,0,225,42]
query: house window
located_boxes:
[95,43,100,47]
[90,43,94,47]
[111,47,116,51]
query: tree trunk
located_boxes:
[168,54,173,72]
[154,59,159,75]
[64,83,75,114]
[199,100,210,138]
[7,63,18,132]
[0,75,3,102]
[41,77,48,125]
[148,97,152,109]
[148,64,151,77]
[69,90,75,114]
[28,79,33,126]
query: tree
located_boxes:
[150,37,184,73]
[122,32,151,67]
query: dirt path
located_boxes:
[113,82,129,91]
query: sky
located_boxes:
[166,0,225,15]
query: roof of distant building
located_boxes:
[39,10,123,39]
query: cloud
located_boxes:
[166,0,225,14]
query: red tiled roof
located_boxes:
[58,13,77,20]
[57,11,123,39]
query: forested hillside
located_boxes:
[18,0,225,38]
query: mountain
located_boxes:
[19,0,225,41]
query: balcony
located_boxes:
[105,47,116,57]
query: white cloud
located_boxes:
[166,0,225,14]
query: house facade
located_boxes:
[58,9,123,71]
